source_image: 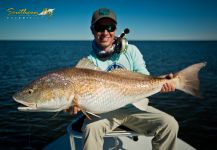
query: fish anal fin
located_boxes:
[133,98,149,111]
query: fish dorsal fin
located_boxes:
[75,58,101,71]
[109,69,150,79]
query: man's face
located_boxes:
[92,18,116,51]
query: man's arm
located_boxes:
[130,45,150,75]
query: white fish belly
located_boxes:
[78,88,145,114]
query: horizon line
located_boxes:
[1,39,217,42]
[0,39,217,42]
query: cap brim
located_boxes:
[92,17,117,25]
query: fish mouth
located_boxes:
[13,96,37,111]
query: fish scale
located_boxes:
[13,59,206,115]
[75,75,164,113]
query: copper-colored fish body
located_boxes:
[13,59,206,114]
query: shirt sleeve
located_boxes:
[130,45,150,75]
[87,51,97,66]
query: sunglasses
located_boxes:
[93,24,116,32]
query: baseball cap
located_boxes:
[91,8,117,26]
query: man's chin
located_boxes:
[99,42,110,47]
[100,40,109,44]
[102,45,112,50]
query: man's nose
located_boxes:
[101,29,109,35]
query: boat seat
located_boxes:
[67,114,141,149]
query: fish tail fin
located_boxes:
[175,62,206,98]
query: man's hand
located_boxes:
[160,73,176,93]
[64,105,81,115]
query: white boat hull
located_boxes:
[44,133,196,150]
[44,115,196,150]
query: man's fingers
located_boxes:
[163,83,169,92]
[162,73,175,92]
[161,84,166,92]
[72,106,81,115]
[161,83,175,93]
[77,107,81,112]
[64,106,81,115]
[73,106,78,115]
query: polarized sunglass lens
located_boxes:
[94,25,103,32]
[94,24,116,32]
[108,25,116,32]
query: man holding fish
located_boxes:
[68,8,178,150]
[13,7,206,150]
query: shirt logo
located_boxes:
[106,62,126,71]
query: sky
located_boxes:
[0,0,217,40]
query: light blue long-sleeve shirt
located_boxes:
[87,44,150,75]
[87,44,150,110]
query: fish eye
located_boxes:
[28,89,34,94]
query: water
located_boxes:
[0,41,216,150]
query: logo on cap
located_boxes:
[99,8,110,16]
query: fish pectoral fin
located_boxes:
[86,111,101,118]
[132,98,149,111]
[80,109,101,120]
[73,96,91,120]
[80,109,92,120]
[72,98,93,120]
[75,57,101,71]
[73,99,91,120]
[72,95,100,120]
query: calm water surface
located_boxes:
[0,41,216,150]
